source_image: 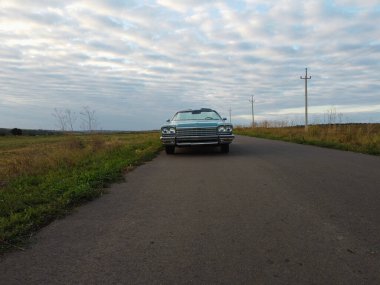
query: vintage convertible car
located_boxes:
[160,108,234,154]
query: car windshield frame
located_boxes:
[172,110,222,121]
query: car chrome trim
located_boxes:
[176,141,219,146]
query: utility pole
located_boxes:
[300,68,311,131]
[249,95,255,127]
[229,107,232,123]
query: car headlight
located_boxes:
[162,127,169,134]
[169,127,176,134]
[218,125,233,133]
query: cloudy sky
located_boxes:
[1,0,379,130]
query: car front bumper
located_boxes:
[160,135,234,146]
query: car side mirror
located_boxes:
[223,118,227,121]
[166,119,170,123]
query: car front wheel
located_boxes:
[221,144,229,153]
[165,145,175,154]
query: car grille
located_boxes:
[176,127,217,137]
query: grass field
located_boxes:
[0,132,162,253]
[235,123,380,155]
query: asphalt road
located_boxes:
[1,135,380,284]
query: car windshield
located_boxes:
[172,110,222,121]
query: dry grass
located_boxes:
[0,134,154,187]
[235,123,380,155]
[1,136,85,185]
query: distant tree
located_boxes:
[64,109,77,131]
[80,106,98,132]
[52,107,98,132]
[11,128,22,136]
[52,108,68,131]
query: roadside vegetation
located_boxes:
[235,123,380,155]
[0,132,162,253]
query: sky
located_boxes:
[0,0,379,131]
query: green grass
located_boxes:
[235,124,380,155]
[0,133,162,253]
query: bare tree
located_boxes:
[325,107,337,125]
[52,108,68,131]
[65,109,77,131]
[53,107,98,132]
[80,106,98,132]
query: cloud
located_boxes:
[0,0,379,130]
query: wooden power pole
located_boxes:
[300,68,311,131]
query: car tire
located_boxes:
[221,144,229,153]
[165,146,175,154]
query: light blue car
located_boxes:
[160,108,235,154]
